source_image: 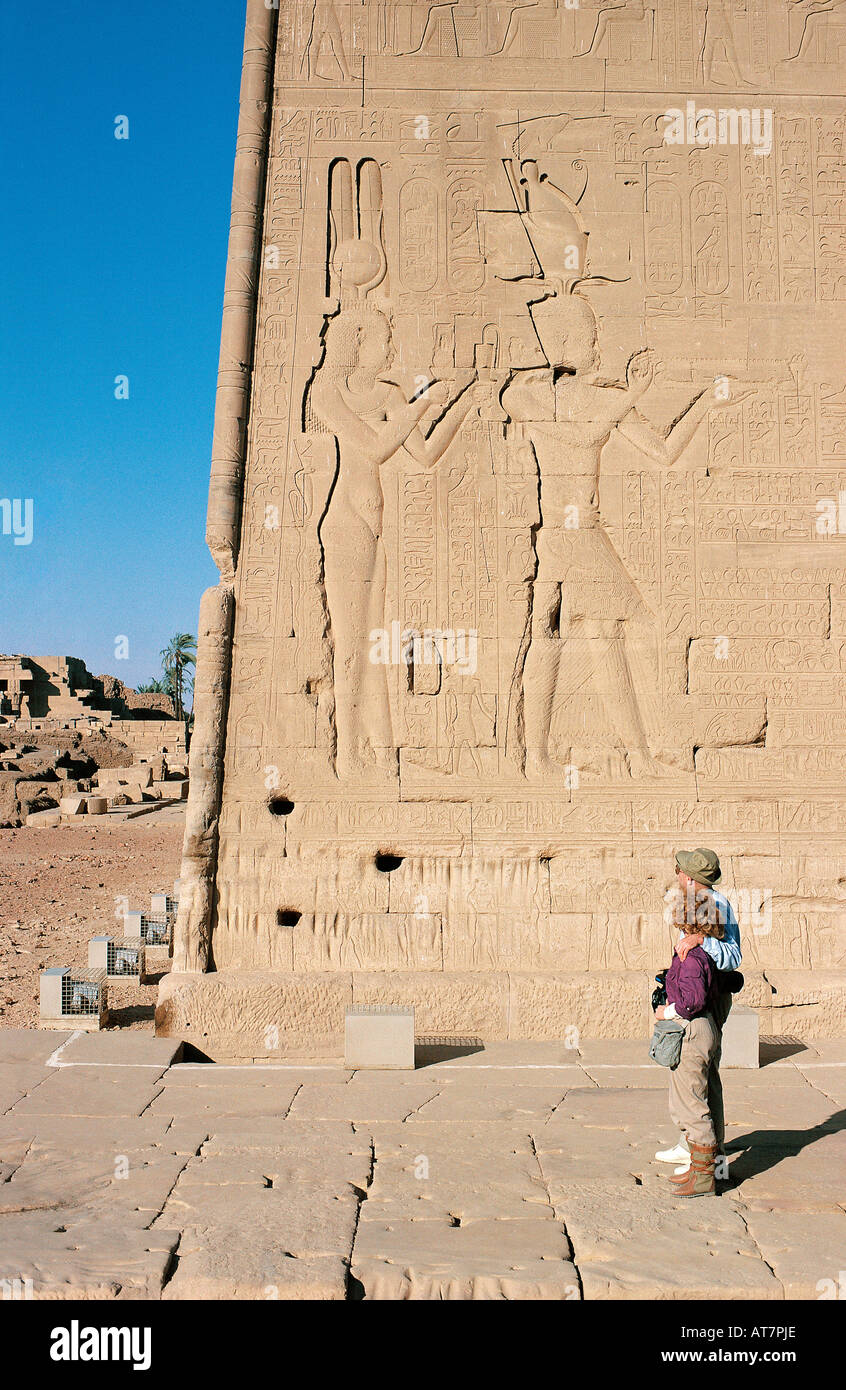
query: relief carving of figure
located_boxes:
[301,1,352,82]
[699,0,751,84]
[308,308,482,778]
[575,0,650,58]
[502,293,750,780]
[787,0,846,61]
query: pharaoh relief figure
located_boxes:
[502,292,750,782]
[306,159,483,779]
[301,0,352,82]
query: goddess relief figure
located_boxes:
[308,306,482,778]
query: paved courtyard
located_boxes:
[0,1030,844,1300]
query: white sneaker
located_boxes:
[673,1162,691,1175]
[655,1143,690,1164]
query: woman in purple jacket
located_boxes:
[654,915,724,1197]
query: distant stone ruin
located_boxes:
[0,655,185,758]
[0,654,189,827]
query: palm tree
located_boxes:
[161,634,196,722]
[137,677,168,694]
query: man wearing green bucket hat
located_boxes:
[653,848,742,1193]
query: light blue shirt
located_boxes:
[701,890,742,971]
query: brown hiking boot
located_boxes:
[669,1151,727,1184]
[670,1142,716,1197]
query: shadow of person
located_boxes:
[724,1105,846,1185]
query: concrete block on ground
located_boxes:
[124,910,145,937]
[39,967,108,1031]
[345,1005,415,1070]
[88,936,146,983]
[722,1005,759,1069]
[59,795,87,816]
[86,795,108,815]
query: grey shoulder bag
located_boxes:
[649,1018,686,1069]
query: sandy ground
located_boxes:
[0,810,184,1029]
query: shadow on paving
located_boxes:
[726,1106,846,1182]
[758,1036,813,1066]
[414,1036,485,1066]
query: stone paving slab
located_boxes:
[58,1033,184,1067]
[286,1081,442,1123]
[554,1187,783,1300]
[724,1131,846,1212]
[370,1139,539,1173]
[0,1209,179,1299]
[1,1147,191,1227]
[362,1181,553,1223]
[0,1029,71,1064]
[164,1065,352,1086]
[146,1080,301,1120]
[174,1150,372,1191]
[405,1064,595,1088]
[0,1116,207,1154]
[579,1065,669,1090]
[352,1217,579,1300]
[742,1209,846,1298]
[202,1118,368,1151]
[791,1066,846,1105]
[572,1040,652,1065]
[536,1129,656,1185]
[0,1066,52,1116]
[369,1150,546,1199]
[408,1082,571,1124]
[791,1040,846,1063]
[163,1248,348,1301]
[7,1068,166,1118]
[541,1088,669,1137]
[719,1079,842,1132]
[158,1185,361,1259]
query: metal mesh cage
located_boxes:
[142,915,171,947]
[107,937,145,978]
[61,968,107,1016]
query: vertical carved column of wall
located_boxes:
[206,0,279,578]
[172,585,235,973]
[172,0,278,974]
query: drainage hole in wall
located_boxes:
[375,853,404,873]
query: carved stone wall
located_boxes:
[159,0,846,1057]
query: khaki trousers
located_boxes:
[708,990,733,1150]
[669,1013,720,1149]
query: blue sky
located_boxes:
[0,2,247,688]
